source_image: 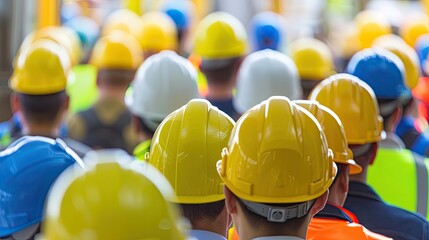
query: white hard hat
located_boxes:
[233,49,302,114]
[127,51,200,123]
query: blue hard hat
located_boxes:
[0,136,84,237]
[347,48,409,100]
[163,0,192,31]
[60,2,81,23]
[63,16,100,50]
[250,11,284,51]
[415,34,429,75]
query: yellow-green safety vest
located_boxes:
[367,148,429,218]
[133,139,152,160]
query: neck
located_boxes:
[349,168,368,183]
[22,124,60,138]
[238,217,309,240]
[206,84,233,100]
[192,217,229,238]
[98,88,127,101]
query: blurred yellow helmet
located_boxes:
[355,10,391,49]
[137,11,178,52]
[149,99,234,204]
[43,150,188,240]
[101,8,142,37]
[295,100,362,175]
[373,34,421,89]
[309,74,384,145]
[400,13,429,47]
[10,39,70,95]
[90,31,143,70]
[20,26,82,66]
[194,11,247,59]
[218,96,336,204]
[289,38,335,80]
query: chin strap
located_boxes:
[240,199,315,223]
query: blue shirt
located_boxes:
[189,230,226,240]
[344,181,429,240]
[207,98,240,120]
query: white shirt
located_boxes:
[253,236,305,240]
[189,230,227,240]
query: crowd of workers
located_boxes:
[3,0,429,239]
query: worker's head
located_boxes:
[347,48,408,132]
[295,100,362,207]
[9,39,71,133]
[162,0,194,48]
[101,8,141,38]
[194,12,247,88]
[400,13,429,48]
[148,99,234,234]
[42,149,188,240]
[354,10,391,49]
[234,49,301,115]
[90,31,142,94]
[309,74,384,170]
[289,38,335,98]
[138,11,178,58]
[249,11,286,52]
[127,51,199,140]
[218,97,336,238]
[0,136,83,239]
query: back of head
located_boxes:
[149,99,234,204]
[347,48,409,101]
[42,149,188,240]
[194,11,247,59]
[218,97,336,221]
[138,11,178,52]
[128,51,199,130]
[234,49,301,114]
[289,38,335,86]
[0,136,83,238]
[10,39,70,95]
[249,11,285,51]
[295,100,362,175]
[90,31,142,71]
[354,10,392,49]
[309,74,384,145]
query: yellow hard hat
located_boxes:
[43,150,188,240]
[295,100,362,175]
[137,11,178,52]
[309,73,385,145]
[149,99,234,204]
[218,96,336,204]
[400,13,429,47]
[101,9,142,37]
[10,39,70,95]
[90,31,143,70]
[20,26,82,66]
[289,38,335,80]
[373,34,421,89]
[194,11,247,59]
[355,10,391,49]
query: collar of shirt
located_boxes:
[379,132,405,149]
[314,203,356,222]
[347,181,383,202]
[253,236,304,240]
[189,230,227,240]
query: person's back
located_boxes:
[68,31,142,153]
[310,73,429,240]
[193,12,247,120]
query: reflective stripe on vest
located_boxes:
[367,148,429,218]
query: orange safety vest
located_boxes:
[307,203,391,240]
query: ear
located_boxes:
[368,142,378,165]
[309,190,328,216]
[339,165,349,194]
[224,186,237,215]
[10,93,20,113]
[63,95,70,111]
[393,105,403,125]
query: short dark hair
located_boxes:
[180,200,225,225]
[97,69,135,87]
[199,57,241,86]
[18,91,67,124]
